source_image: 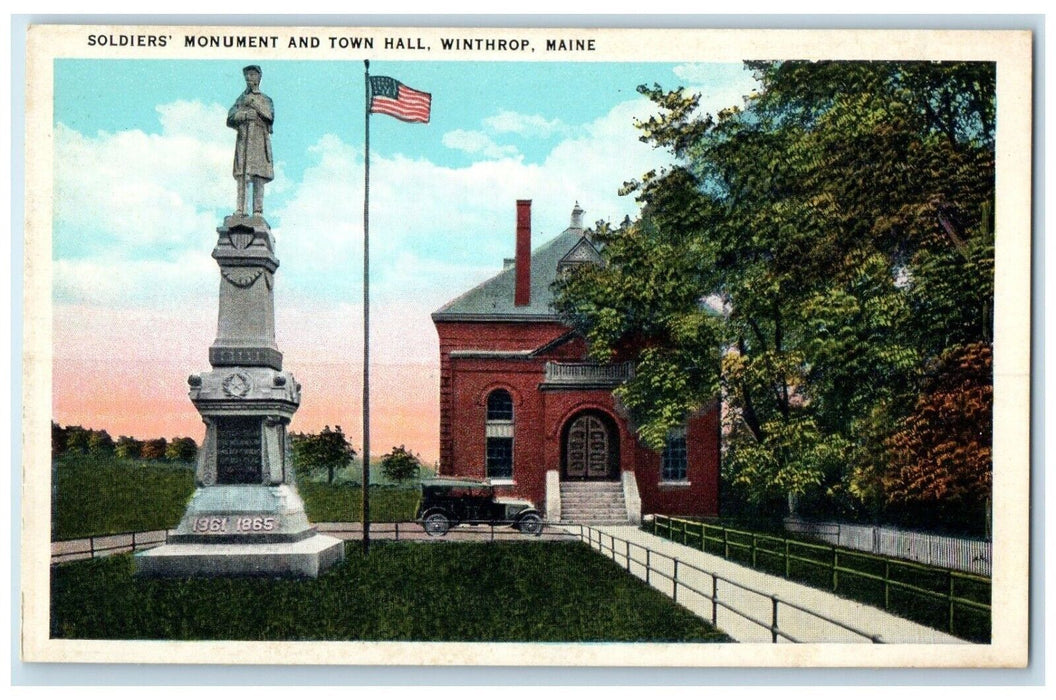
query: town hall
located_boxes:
[432,201,720,523]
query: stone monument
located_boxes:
[136,67,344,578]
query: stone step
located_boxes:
[558,518,630,525]
[561,490,625,498]
[561,491,623,497]
[561,490,623,496]
[561,506,625,513]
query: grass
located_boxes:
[651,518,991,643]
[52,454,422,540]
[297,481,420,523]
[50,541,731,642]
[52,454,195,540]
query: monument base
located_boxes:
[134,534,345,578]
[167,484,314,544]
[136,484,344,578]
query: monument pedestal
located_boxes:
[135,484,345,578]
[134,534,345,578]
[136,215,344,579]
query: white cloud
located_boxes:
[271,95,674,324]
[441,129,520,159]
[52,249,216,310]
[54,100,289,254]
[53,93,675,358]
[482,110,565,138]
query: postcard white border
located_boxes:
[20,23,1033,668]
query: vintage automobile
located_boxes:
[416,478,544,537]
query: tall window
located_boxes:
[485,389,514,479]
[661,426,687,482]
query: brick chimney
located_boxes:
[515,200,531,306]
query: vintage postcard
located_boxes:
[20,23,1032,668]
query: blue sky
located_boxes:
[53,59,758,309]
[51,58,759,452]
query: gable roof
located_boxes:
[433,224,589,322]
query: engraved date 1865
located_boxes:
[191,516,277,533]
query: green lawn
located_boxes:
[52,454,422,540]
[52,454,196,540]
[296,482,420,523]
[50,541,732,642]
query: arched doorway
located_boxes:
[561,410,619,481]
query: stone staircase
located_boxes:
[559,481,629,524]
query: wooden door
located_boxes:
[566,414,610,479]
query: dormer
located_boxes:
[557,203,602,275]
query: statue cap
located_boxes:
[243,65,262,76]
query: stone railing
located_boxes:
[542,361,634,387]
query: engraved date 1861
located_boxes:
[191,516,277,533]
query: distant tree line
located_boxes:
[52,421,198,463]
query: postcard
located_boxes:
[20,23,1032,667]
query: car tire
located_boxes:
[423,512,451,537]
[517,513,543,536]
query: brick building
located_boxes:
[432,201,720,522]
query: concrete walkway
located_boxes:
[51,523,579,564]
[315,521,579,543]
[577,525,966,644]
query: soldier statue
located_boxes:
[228,65,274,217]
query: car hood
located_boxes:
[494,497,534,509]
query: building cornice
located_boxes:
[432,312,562,323]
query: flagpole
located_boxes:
[362,59,372,554]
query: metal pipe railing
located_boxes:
[575,522,884,643]
[650,514,990,637]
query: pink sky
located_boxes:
[52,304,442,463]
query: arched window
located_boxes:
[486,389,513,422]
[485,389,514,480]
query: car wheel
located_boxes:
[517,513,543,536]
[423,513,450,537]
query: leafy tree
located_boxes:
[291,426,357,484]
[52,422,68,456]
[140,438,168,461]
[165,437,198,463]
[64,426,92,454]
[114,436,144,460]
[380,445,421,483]
[884,342,992,513]
[87,429,115,455]
[556,61,994,520]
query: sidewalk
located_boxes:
[52,522,579,563]
[580,525,966,644]
[316,521,579,543]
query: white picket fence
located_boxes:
[783,518,991,576]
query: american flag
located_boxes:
[369,76,431,123]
